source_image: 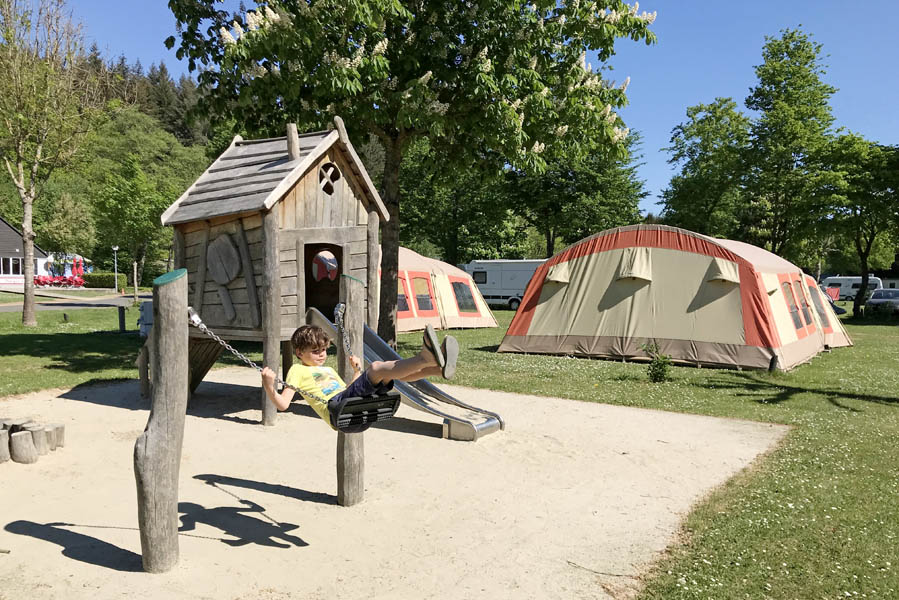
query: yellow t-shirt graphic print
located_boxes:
[285,364,347,428]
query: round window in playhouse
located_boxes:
[318,162,341,195]
[311,250,339,282]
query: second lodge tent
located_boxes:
[499,225,851,370]
[395,246,497,332]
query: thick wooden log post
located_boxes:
[118,306,126,332]
[27,425,49,455]
[52,424,65,448]
[337,264,365,506]
[133,269,189,574]
[261,208,280,426]
[281,340,294,381]
[366,208,380,330]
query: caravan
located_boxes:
[461,259,545,310]
[821,276,883,301]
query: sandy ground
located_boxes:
[0,367,788,600]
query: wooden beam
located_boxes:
[236,218,262,328]
[367,208,380,330]
[261,209,281,426]
[337,251,365,506]
[133,269,189,573]
[192,224,209,316]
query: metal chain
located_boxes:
[333,302,352,358]
[187,306,325,403]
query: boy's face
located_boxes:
[297,345,328,367]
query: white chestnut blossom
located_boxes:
[419,71,433,85]
[372,38,389,56]
[640,10,657,24]
[263,6,281,23]
[611,126,630,143]
[555,125,569,137]
[232,21,244,38]
[246,11,261,30]
[621,76,630,91]
[531,141,545,153]
[220,27,236,45]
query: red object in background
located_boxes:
[824,287,839,302]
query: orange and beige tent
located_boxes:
[499,225,851,370]
[395,247,497,332]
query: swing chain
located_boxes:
[187,306,315,400]
[333,302,353,359]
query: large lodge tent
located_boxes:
[499,225,851,370]
[395,246,497,332]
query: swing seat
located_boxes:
[329,391,402,433]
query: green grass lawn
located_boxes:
[1,306,897,598]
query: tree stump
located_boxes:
[0,430,9,463]
[52,424,65,448]
[133,269,189,573]
[8,418,33,434]
[46,427,57,451]
[10,431,38,464]
[28,426,49,455]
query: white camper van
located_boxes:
[821,275,883,301]
[461,259,545,310]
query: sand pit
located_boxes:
[0,367,788,599]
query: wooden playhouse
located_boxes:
[161,117,388,425]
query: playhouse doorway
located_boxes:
[305,243,342,319]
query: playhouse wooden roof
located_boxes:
[161,128,388,226]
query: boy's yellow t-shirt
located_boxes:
[285,363,347,427]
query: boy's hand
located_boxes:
[261,366,276,388]
[349,355,362,373]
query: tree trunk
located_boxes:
[22,195,36,327]
[853,234,874,317]
[377,139,403,348]
[545,227,555,258]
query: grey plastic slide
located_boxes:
[306,308,504,441]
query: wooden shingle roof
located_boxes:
[161,125,388,226]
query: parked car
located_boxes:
[864,288,899,314]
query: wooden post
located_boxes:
[133,269,189,573]
[118,306,126,332]
[337,261,365,506]
[138,336,151,399]
[192,224,209,316]
[367,208,380,330]
[173,227,186,270]
[261,209,281,426]
[286,123,300,160]
[281,340,293,381]
[133,261,139,303]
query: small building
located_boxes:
[0,216,48,287]
[161,118,388,405]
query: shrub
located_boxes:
[83,271,126,290]
[640,342,672,383]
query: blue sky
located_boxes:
[74,1,898,215]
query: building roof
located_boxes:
[161,123,389,226]
[0,215,48,258]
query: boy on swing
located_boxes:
[261,323,458,429]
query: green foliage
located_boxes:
[660,97,749,238]
[741,28,840,258]
[167,0,657,343]
[83,271,125,290]
[505,132,646,257]
[639,341,672,383]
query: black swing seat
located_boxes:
[328,390,402,433]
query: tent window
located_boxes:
[616,247,652,281]
[793,280,812,325]
[413,277,433,311]
[451,281,478,313]
[782,282,803,329]
[397,280,410,313]
[808,283,830,328]
[473,271,487,284]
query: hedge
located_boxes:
[83,271,126,290]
